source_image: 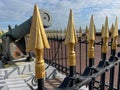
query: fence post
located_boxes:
[79,26,82,74]
[110,24,114,54]
[65,9,78,78]
[26,4,50,90]
[109,17,118,90]
[88,15,95,90]
[117,62,120,90]
[85,26,89,67]
[59,9,78,88]
[100,16,109,90]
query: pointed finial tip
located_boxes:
[89,14,95,40]
[70,9,72,12]
[34,4,38,8]
[106,16,108,20]
[70,9,73,16]
[64,9,77,44]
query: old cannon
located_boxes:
[0,9,52,61]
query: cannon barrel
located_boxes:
[1,9,52,59]
[6,9,52,40]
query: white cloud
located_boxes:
[0,0,120,31]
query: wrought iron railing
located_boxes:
[44,35,120,90]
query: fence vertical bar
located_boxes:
[65,45,67,74]
[26,4,50,90]
[109,17,118,90]
[100,16,109,90]
[88,15,95,90]
[59,9,78,88]
[85,26,89,67]
[64,9,78,78]
[64,27,67,74]
[110,24,114,54]
[117,62,120,90]
[79,27,82,74]
[61,40,64,72]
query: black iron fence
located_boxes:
[44,33,120,90]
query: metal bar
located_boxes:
[109,44,116,90]
[58,40,60,66]
[100,53,106,90]
[79,37,82,74]
[65,44,67,74]
[48,39,51,60]
[86,39,88,67]
[61,41,63,70]
[38,79,45,90]
[50,38,52,60]
[109,49,116,90]
[72,59,120,89]
[109,67,115,90]
[117,62,120,90]
[89,58,94,90]
[54,38,56,63]
[51,38,53,60]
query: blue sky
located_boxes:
[0,0,120,31]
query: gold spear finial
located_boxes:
[60,28,63,37]
[88,15,95,59]
[79,26,82,37]
[113,17,118,37]
[65,9,77,44]
[102,16,109,53]
[101,24,105,38]
[26,4,50,52]
[64,28,67,37]
[94,24,96,35]
[26,4,50,79]
[64,9,77,66]
[110,23,114,38]
[85,25,89,41]
[89,15,95,41]
[112,16,118,50]
[103,16,109,38]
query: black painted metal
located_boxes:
[43,35,120,90]
[71,58,120,90]
[100,53,106,90]
[117,53,120,90]
[86,39,88,67]
[109,49,116,90]
[89,58,94,90]
[65,45,67,74]
[38,79,45,90]
[79,37,82,74]
[117,61,120,90]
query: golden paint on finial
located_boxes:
[103,16,109,38]
[89,15,95,41]
[65,9,78,44]
[101,24,105,38]
[102,16,109,53]
[88,15,95,58]
[85,25,89,41]
[26,4,50,79]
[110,23,114,38]
[64,9,77,66]
[112,16,118,50]
[79,26,82,37]
[94,24,96,35]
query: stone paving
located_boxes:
[0,58,88,90]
